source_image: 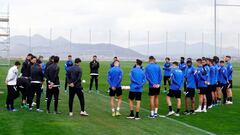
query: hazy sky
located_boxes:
[1,0,240,47]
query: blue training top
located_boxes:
[226,62,233,81]
[196,66,208,88]
[210,65,216,85]
[65,60,74,74]
[163,62,172,77]
[170,67,184,91]
[130,67,146,92]
[179,63,187,73]
[107,66,123,88]
[218,66,228,85]
[185,65,197,89]
[145,63,162,88]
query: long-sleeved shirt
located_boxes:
[90,60,100,75]
[216,63,221,82]
[21,59,31,77]
[107,66,123,88]
[179,63,187,73]
[40,63,46,74]
[170,68,184,90]
[203,65,210,83]
[226,62,233,81]
[64,60,73,73]
[145,63,162,88]
[219,66,228,85]
[185,65,197,89]
[214,64,220,83]
[163,62,172,77]
[130,67,146,92]
[44,61,53,77]
[45,63,60,86]
[196,66,208,88]
[210,65,216,85]
[6,65,18,85]
[31,63,44,83]
[67,65,83,89]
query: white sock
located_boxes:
[151,110,154,116]
[117,107,120,111]
[112,108,115,112]
[154,108,158,114]
[198,105,202,109]
[203,105,207,110]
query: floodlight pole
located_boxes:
[69,29,72,54]
[147,31,150,56]
[184,32,187,58]
[165,32,168,57]
[89,29,92,45]
[214,0,240,56]
[238,33,240,56]
[49,28,52,46]
[202,32,204,56]
[220,32,222,56]
[109,29,111,45]
[29,28,32,53]
[214,0,217,56]
[128,30,130,49]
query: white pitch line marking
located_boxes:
[84,90,216,135]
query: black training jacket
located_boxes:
[67,65,82,89]
[90,60,99,74]
[45,63,60,85]
[31,63,44,82]
[21,59,32,77]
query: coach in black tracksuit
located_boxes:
[29,56,44,111]
[89,55,99,92]
[21,54,32,78]
[67,58,87,115]
[21,54,33,104]
[44,56,55,100]
[45,56,60,114]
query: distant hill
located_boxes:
[9,34,145,60]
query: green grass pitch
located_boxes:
[0,61,239,135]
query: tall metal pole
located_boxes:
[49,28,52,46]
[184,32,187,58]
[89,29,92,45]
[29,28,32,53]
[202,32,204,56]
[69,29,72,54]
[238,33,240,57]
[214,0,217,56]
[128,30,131,49]
[109,29,111,45]
[147,31,150,56]
[166,32,168,57]
[215,0,240,57]
[220,32,222,56]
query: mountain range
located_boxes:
[7,34,144,60]
[2,34,238,61]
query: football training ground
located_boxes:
[0,61,239,135]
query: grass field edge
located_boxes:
[86,90,216,135]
